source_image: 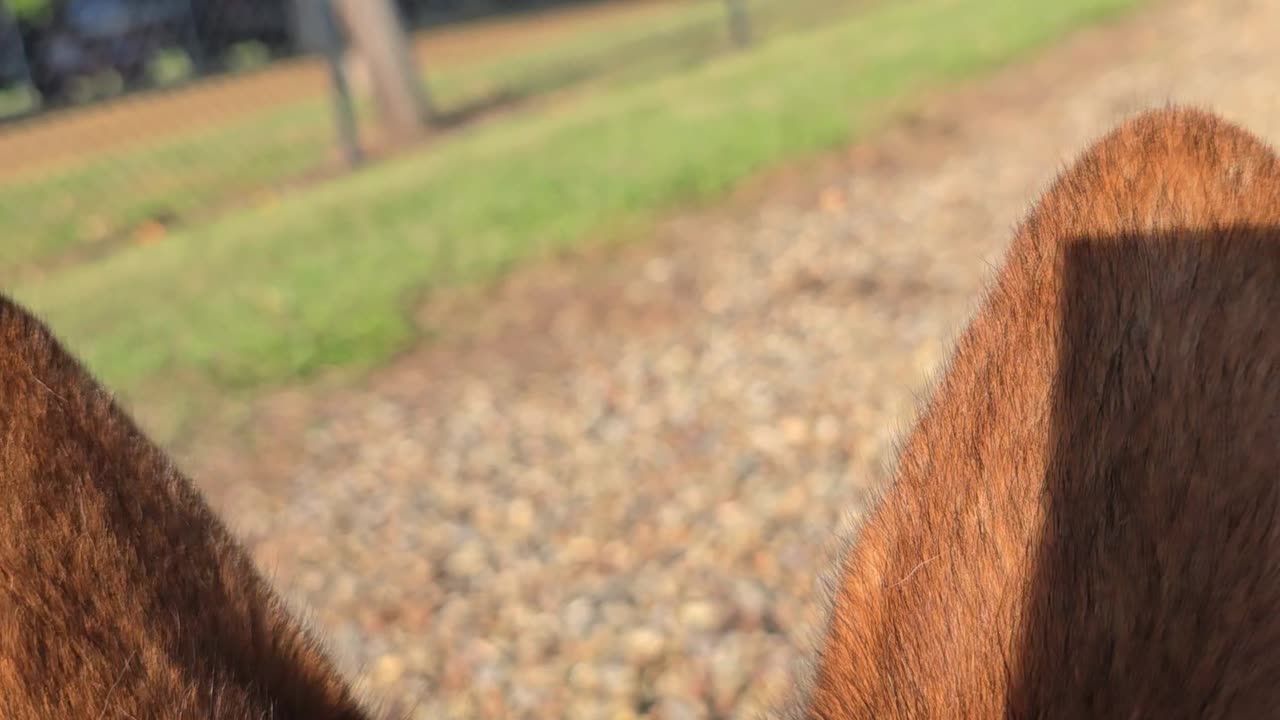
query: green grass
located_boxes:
[428,0,848,108]
[0,0,825,277]
[0,100,337,273]
[0,84,35,116]
[13,0,1144,415]
[5,0,50,22]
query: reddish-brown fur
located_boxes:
[3,106,1277,719]
[0,303,375,717]
[784,107,1280,718]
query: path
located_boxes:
[189,1,1280,717]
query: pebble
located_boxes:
[625,628,666,665]
[679,601,722,633]
[506,498,537,535]
[203,3,1280,716]
[569,662,601,691]
[371,654,406,687]
[444,541,489,579]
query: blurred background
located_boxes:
[0,0,1267,717]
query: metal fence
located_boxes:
[0,0,857,284]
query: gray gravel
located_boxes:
[206,1,1280,717]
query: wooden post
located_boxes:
[332,0,433,141]
[321,0,362,167]
[724,0,752,48]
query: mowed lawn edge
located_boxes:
[15,0,1146,410]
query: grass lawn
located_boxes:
[10,0,1145,439]
[0,0,826,277]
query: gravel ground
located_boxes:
[199,1,1280,717]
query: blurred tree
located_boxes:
[333,0,433,140]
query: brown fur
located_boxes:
[0,300,374,717]
[783,106,1280,718]
[5,106,1278,720]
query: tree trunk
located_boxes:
[332,0,433,141]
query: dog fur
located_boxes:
[0,300,373,717]
[2,105,1277,720]
[784,106,1280,718]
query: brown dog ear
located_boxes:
[787,106,1280,719]
[0,296,376,719]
